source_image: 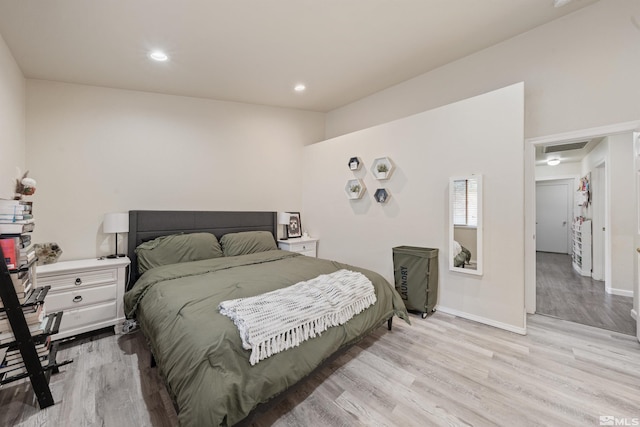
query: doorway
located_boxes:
[525,122,640,338]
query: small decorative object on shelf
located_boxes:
[348,157,361,171]
[13,170,37,200]
[374,188,390,204]
[372,157,394,180]
[345,179,366,200]
[33,243,63,266]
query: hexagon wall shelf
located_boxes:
[345,179,366,200]
[374,188,390,204]
[372,157,394,180]
[348,157,362,171]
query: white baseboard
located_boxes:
[436,305,527,335]
[605,287,634,297]
[631,309,638,321]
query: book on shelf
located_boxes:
[0,237,19,269]
[0,205,31,213]
[0,316,48,345]
[19,244,35,266]
[9,267,29,285]
[0,288,31,309]
[0,218,34,225]
[0,220,35,235]
[19,234,31,248]
[0,199,32,208]
[5,338,51,361]
[3,339,51,368]
[0,200,32,217]
[0,237,35,269]
[0,213,33,222]
[0,304,45,332]
[14,280,33,298]
[0,348,50,378]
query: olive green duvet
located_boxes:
[124,250,408,427]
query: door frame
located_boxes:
[591,161,606,281]
[524,120,640,316]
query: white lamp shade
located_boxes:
[278,212,291,225]
[103,212,129,234]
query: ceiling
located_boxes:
[535,137,603,166]
[0,0,599,112]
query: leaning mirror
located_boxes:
[449,175,483,275]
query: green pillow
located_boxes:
[135,232,223,274]
[220,231,277,257]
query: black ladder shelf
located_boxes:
[0,248,72,409]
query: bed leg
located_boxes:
[150,354,156,368]
[387,317,393,331]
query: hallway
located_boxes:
[536,251,636,336]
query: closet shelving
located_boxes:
[0,245,72,409]
[571,219,592,277]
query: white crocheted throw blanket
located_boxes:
[218,269,377,365]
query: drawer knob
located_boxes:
[302,246,306,250]
[75,278,82,286]
[73,295,83,303]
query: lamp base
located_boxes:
[106,253,126,259]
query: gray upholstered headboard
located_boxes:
[127,210,278,286]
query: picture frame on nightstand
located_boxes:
[287,212,302,238]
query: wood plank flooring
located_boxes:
[536,251,636,336]
[1,313,639,427]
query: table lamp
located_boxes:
[103,212,128,258]
[278,212,291,240]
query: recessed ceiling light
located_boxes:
[294,84,306,92]
[149,51,169,62]
[547,158,561,166]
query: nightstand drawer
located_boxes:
[278,238,318,258]
[59,301,116,331]
[38,269,117,291]
[286,243,314,253]
[46,284,117,311]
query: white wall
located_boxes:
[326,0,640,140]
[535,163,581,180]
[607,134,635,295]
[580,135,635,295]
[303,83,525,332]
[0,33,25,199]
[26,80,325,260]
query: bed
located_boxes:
[453,240,472,268]
[123,210,408,426]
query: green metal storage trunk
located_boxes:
[392,246,438,318]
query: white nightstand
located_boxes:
[278,237,318,257]
[36,257,130,340]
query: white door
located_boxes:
[536,182,569,253]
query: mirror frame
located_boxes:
[449,175,483,276]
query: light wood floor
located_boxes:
[536,251,636,336]
[1,312,639,427]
